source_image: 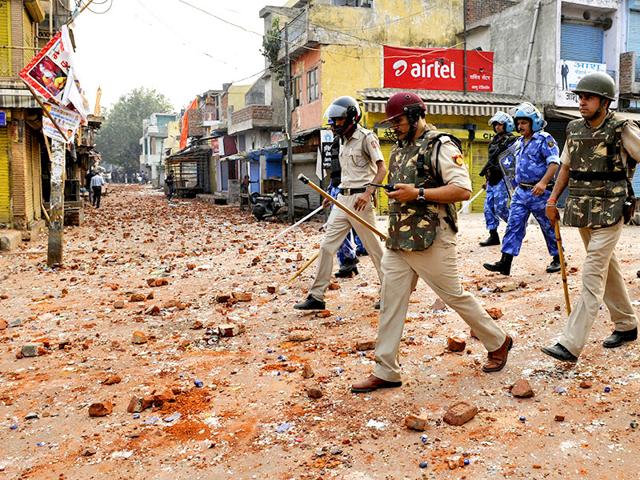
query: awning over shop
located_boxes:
[361,89,523,117]
[545,108,640,121]
[166,145,211,163]
[0,88,40,108]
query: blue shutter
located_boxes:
[561,23,604,63]
[629,11,640,78]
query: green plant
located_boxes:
[261,17,283,79]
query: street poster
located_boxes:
[42,103,82,144]
[19,25,90,120]
[555,60,614,107]
[383,46,494,92]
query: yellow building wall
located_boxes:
[0,0,11,77]
[364,112,496,214]
[226,85,251,112]
[310,0,463,48]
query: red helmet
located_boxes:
[383,92,426,124]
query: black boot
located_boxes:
[603,327,638,348]
[479,229,500,247]
[294,295,326,311]
[335,257,359,278]
[483,253,513,276]
[546,254,561,273]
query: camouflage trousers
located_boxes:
[374,222,507,382]
[558,221,637,356]
[483,180,510,231]
[502,187,558,257]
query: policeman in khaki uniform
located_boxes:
[351,93,512,393]
[542,73,640,362]
[295,96,386,311]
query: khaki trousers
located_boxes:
[559,220,637,356]
[309,194,384,301]
[374,234,507,382]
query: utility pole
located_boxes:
[463,0,467,94]
[284,23,294,224]
[47,138,65,266]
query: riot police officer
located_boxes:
[483,102,561,275]
[294,96,386,310]
[542,72,640,362]
[351,93,511,393]
[479,111,517,246]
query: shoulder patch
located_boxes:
[453,153,464,166]
[547,139,556,148]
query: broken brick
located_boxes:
[88,402,113,417]
[511,379,535,398]
[404,414,428,431]
[447,337,466,352]
[443,402,478,426]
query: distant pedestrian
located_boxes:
[85,168,94,204]
[91,171,106,208]
[165,170,176,200]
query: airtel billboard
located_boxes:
[383,45,494,92]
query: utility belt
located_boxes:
[568,171,627,181]
[518,181,554,192]
[339,187,367,195]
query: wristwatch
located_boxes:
[416,187,426,203]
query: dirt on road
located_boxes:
[1,185,639,479]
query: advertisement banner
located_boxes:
[555,60,613,107]
[383,46,494,92]
[19,25,89,120]
[42,103,82,143]
[320,129,334,171]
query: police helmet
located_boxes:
[512,102,546,132]
[382,92,426,125]
[324,96,362,126]
[572,72,616,101]
[488,111,515,133]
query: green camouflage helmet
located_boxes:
[572,72,616,101]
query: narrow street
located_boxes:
[1,185,640,479]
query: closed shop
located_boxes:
[560,22,604,63]
[0,127,10,224]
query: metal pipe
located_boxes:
[520,0,542,97]
[266,204,324,245]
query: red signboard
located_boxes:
[383,46,494,92]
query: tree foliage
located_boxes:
[260,17,283,79]
[96,88,173,173]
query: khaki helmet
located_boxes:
[572,72,616,101]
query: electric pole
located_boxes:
[284,23,294,224]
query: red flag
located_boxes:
[179,98,198,150]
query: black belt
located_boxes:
[518,182,554,191]
[569,171,627,181]
[339,187,367,195]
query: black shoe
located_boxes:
[546,255,561,273]
[483,253,513,276]
[294,295,326,311]
[603,327,638,348]
[541,343,578,363]
[335,258,359,278]
[479,229,500,247]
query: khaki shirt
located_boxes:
[428,134,471,245]
[339,125,384,188]
[561,119,640,166]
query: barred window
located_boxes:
[307,68,319,102]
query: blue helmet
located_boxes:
[488,111,515,133]
[512,102,546,132]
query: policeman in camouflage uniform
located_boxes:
[483,102,562,276]
[351,93,512,393]
[542,73,640,362]
[294,96,386,311]
[478,111,517,246]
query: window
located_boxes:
[292,76,302,107]
[307,68,319,102]
[332,0,372,7]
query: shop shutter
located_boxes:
[629,11,640,79]
[560,23,603,63]
[0,128,10,223]
[0,1,10,77]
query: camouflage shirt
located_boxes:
[386,129,470,251]
[563,113,631,228]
